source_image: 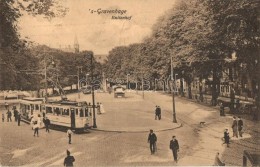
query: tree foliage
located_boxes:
[103,0,260,102]
[0,0,68,90]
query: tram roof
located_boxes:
[47,100,87,106]
[22,97,45,102]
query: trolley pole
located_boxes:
[44,56,48,102]
[90,54,97,128]
[171,57,177,123]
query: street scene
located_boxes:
[1,0,259,166]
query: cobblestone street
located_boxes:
[0,91,259,166]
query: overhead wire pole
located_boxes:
[171,56,177,123]
[44,56,48,101]
[90,54,97,128]
[77,66,82,99]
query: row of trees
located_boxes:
[103,0,260,106]
[0,0,102,92]
[0,0,67,90]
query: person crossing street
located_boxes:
[169,136,179,163]
[147,129,157,154]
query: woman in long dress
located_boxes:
[100,103,106,114]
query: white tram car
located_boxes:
[20,98,93,131]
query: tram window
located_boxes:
[27,105,30,110]
[42,105,45,110]
[35,105,39,110]
[31,105,34,110]
[75,109,78,116]
[79,109,84,117]
[55,108,60,115]
[46,107,53,114]
[62,109,70,116]
[85,108,88,117]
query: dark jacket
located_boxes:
[170,139,179,150]
[224,131,230,141]
[64,155,75,167]
[45,119,50,126]
[238,119,243,130]
[148,133,157,143]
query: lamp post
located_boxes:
[77,66,82,99]
[88,53,97,128]
[171,56,177,123]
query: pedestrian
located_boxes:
[223,129,230,147]
[155,106,159,120]
[147,129,157,154]
[2,113,5,122]
[219,103,225,116]
[169,135,179,163]
[158,106,161,120]
[67,128,73,144]
[45,117,50,133]
[17,112,21,126]
[214,152,225,166]
[4,102,9,110]
[13,107,18,122]
[6,110,12,122]
[96,102,101,114]
[64,150,75,167]
[238,116,243,137]
[100,103,106,114]
[33,121,39,137]
[231,116,238,138]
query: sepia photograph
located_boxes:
[0,0,259,166]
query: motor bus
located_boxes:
[19,98,93,132]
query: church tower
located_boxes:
[74,35,79,53]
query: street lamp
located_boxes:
[77,66,82,99]
[86,53,97,128]
[171,56,177,123]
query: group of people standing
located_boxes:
[2,104,21,126]
[223,116,244,148]
[147,129,179,163]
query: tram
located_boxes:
[19,98,93,131]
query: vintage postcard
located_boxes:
[0,0,259,166]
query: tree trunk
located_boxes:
[211,66,219,106]
[199,77,204,102]
[188,80,192,99]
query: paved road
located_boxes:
[0,91,259,166]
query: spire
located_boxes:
[74,35,79,53]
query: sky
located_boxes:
[19,0,176,55]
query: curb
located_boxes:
[90,123,183,133]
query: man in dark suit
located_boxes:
[17,112,21,126]
[170,136,179,163]
[45,117,50,133]
[238,116,243,137]
[147,129,157,154]
[64,150,75,167]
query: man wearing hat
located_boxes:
[147,129,157,154]
[45,117,51,133]
[64,150,75,167]
[169,136,179,163]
